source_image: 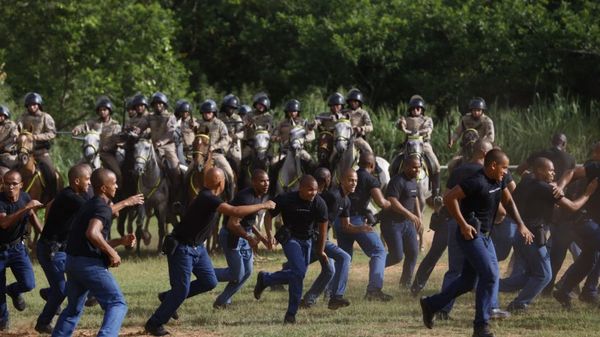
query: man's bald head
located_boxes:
[473,139,493,159]
[358,152,375,168]
[532,156,552,171]
[91,168,115,191]
[299,174,317,188]
[68,164,92,184]
[204,167,225,190]
[484,149,508,168]
[314,167,331,187]
[4,170,21,183]
[552,133,567,148]
[251,169,268,181]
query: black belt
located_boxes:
[39,237,67,252]
[0,238,23,252]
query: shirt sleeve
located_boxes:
[314,196,329,223]
[385,176,401,199]
[367,173,381,190]
[340,197,351,218]
[459,174,483,196]
[269,195,283,217]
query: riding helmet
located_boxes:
[150,92,169,107]
[327,92,345,106]
[24,92,43,108]
[221,94,240,111]
[252,93,271,111]
[200,99,218,114]
[468,97,487,111]
[284,99,301,113]
[131,94,148,108]
[95,96,114,112]
[175,99,192,117]
[346,88,363,104]
[408,95,426,111]
[0,105,10,119]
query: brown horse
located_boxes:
[15,132,63,244]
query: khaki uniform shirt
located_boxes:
[138,111,178,145]
[124,112,148,132]
[399,115,434,142]
[180,116,198,149]
[273,117,315,145]
[243,111,274,140]
[218,112,244,141]
[195,117,230,152]
[0,120,18,152]
[452,113,495,143]
[18,110,56,142]
[346,107,373,137]
[73,117,122,152]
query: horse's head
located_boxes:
[192,133,211,172]
[460,128,480,160]
[81,131,100,164]
[334,119,353,153]
[318,131,334,165]
[253,129,271,161]
[16,132,35,167]
[289,126,306,154]
[133,138,153,175]
[405,134,424,158]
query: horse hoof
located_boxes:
[143,231,152,246]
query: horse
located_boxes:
[238,128,272,191]
[273,126,307,195]
[15,132,63,245]
[317,129,334,170]
[447,128,480,172]
[132,137,173,254]
[73,131,101,170]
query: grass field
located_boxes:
[5,214,600,337]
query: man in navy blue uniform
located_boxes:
[553,142,600,308]
[213,169,271,309]
[300,168,353,310]
[254,175,329,324]
[500,157,597,312]
[337,152,392,301]
[0,170,43,331]
[145,167,275,336]
[35,164,143,334]
[420,149,533,337]
[52,168,137,337]
[382,155,421,288]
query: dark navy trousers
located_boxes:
[0,241,35,325]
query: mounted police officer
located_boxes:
[17,92,58,192]
[0,106,18,169]
[397,95,442,200]
[72,96,123,184]
[174,99,197,164]
[272,99,315,170]
[345,89,374,154]
[449,97,495,147]
[218,94,244,174]
[124,94,149,132]
[195,99,235,193]
[315,93,348,167]
[241,93,274,163]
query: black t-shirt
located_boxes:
[447,162,513,189]
[41,187,90,243]
[270,191,328,240]
[173,189,223,245]
[0,192,31,244]
[226,187,262,232]
[527,147,576,181]
[66,196,113,260]
[513,176,561,227]
[584,161,600,222]
[385,173,418,222]
[459,169,506,233]
[321,188,351,224]
[349,168,380,216]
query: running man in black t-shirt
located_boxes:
[53,168,140,337]
[0,170,43,331]
[254,175,329,324]
[145,167,275,336]
[213,169,272,309]
[500,157,596,312]
[420,149,533,337]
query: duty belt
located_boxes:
[0,237,23,252]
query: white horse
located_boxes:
[73,131,101,170]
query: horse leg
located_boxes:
[117,209,127,237]
[156,209,166,254]
[135,208,146,256]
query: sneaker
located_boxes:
[490,308,510,320]
[299,298,315,309]
[579,292,600,305]
[473,324,495,337]
[158,292,179,320]
[328,297,350,310]
[436,311,451,320]
[419,297,434,329]
[284,314,296,324]
[8,292,26,311]
[553,290,573,309]
[145,320,170,336]
[254,271,267,300]
[365,289,393,302]
[34,322,53,334]
[506,302,528,313]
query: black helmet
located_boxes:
[125,97,135,110]
[284,99,301,113]
[24,92,43,107]
[327,92,345,106]
[469,97,487,111]
[408,95,426,111]
[221,94,240,111]
[0,105,10,119]
[150,92,169,107]
[252,93,271,111]
[346,88,363,104]
[132,94,148,107]
[175,99,192,116]
[200,99,218,114]
[239,104,252,116]
[95,96,114,112]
